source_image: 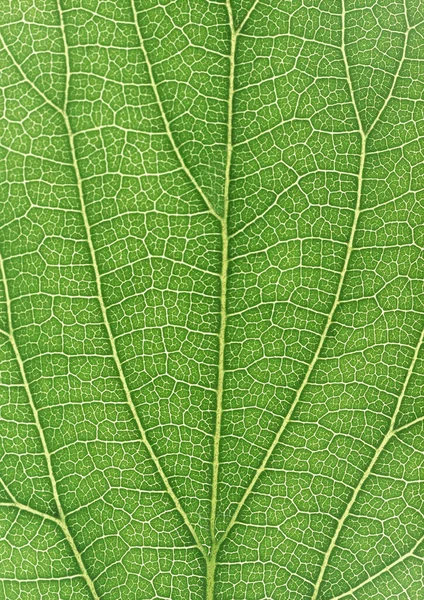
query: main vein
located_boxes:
[206,2,236,597]
[215,0,413,563]
[216,137,366,557]
[1,1,415,598]
[0,256,101,600]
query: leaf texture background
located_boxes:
[0,0,424,598]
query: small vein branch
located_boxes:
[0,255,101,600]
[129,0,221,221]
[0,35,61,114]
[236,0,262,34]
[393,414,424,435]
[0,478,61,526]
[0,501,61,526]
[366,2,410,137]
[328,533,424,600]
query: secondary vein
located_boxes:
[0,255,101,600]
[54,0,208,562]
[310,4,415,597]
[1,2,208,567]
[0,477,62,526]
[310,326,424,600]
[327,533,424,600]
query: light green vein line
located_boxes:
[129,0,221,221]
[310,325,424,600]
[393,414,424,435]
[237,0,262,34]
[1,5,208,568]
[0,36,62,114]
[0,326,10,339]
[0,255,101,600]
[309,3,415,597]
[54,0,207,562]
[0,501,62,526]
[328,533,424,600]
[0,576,83,583]
[339,1,365,136]
[365,0,410,137]
[0,478,62,526]
[215,0,413,559]
[206,1,236,596]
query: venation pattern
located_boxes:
[0,0,423,599]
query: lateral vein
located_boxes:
[309,3,415,597]
[310,326,424,600]
[0,255,101,600]
[1,4,208,568]
[129,0,221,221]
[216,136,366,555]
[0,478,62,526]
[54,0,207,562]
[327,533,424,600]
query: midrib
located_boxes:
[206,2,237,598]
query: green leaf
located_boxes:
[1,0,423,598]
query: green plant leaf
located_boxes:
[1,0,423,598]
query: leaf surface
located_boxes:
[0,0,424,599]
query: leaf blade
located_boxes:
[1,0,423,598]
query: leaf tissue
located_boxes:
[0,0,423,598]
